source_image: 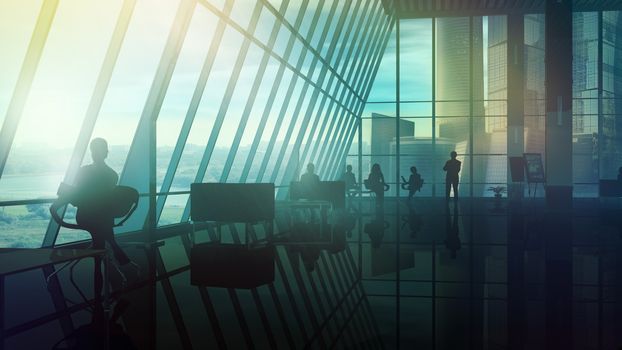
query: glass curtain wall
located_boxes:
[0,0,393,248]
[352,16,509,198]
[354,10,622,199]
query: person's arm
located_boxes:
[443,162,448,171]
[457,161,461,173]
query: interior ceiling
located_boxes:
[383,0,622,18]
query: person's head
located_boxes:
[346,164,352,173]
[410,166,417,174]
[90,138,108,163]
[371,163,381,174]
[306,163,315,174]
[450,151,457,159]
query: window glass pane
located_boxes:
[246,69,294,182]
[0,0,42,124]
[0,204,53,248]
[213,42,263,182]
[157,6,218,188]
[91,0,180,171]
[229,58,280,182]
[400,19,432,102]
[0,0,123,201]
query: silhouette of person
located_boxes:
[367,163,389,209]
[341,164,357,195]
[443,151,461,201]
[403,166,422,201]
[444,202,461,259]
[300,163,320,199]
[73,138,133,323]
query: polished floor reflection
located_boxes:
[349,197,622,349]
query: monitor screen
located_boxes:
[190,183,275,222]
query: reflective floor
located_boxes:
[4,197,622,349]
[351,197,622,349]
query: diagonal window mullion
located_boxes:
[155,3,234,222]
[0,0,59,179]
[180,1,263,221]
[264,0,330,183]
[345,4,386,94]
[295,0,371,173]
[43,0,138,246]
[253,0,312,182]
[359,19,395,101]
[117,0,197,233]
[353,13,391,99]
[323,114,357,179]
[218,2,291,183]
[276,2,370,186]
[259,0,364,104]
[237,1,299,183]
[328,117,359,180]
[337,0,375,79]
[271,0,355,185]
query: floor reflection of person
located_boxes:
[444,202,461,259]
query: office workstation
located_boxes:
[2,0,622,349]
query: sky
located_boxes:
[0,0,490,152]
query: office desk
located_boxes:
[0,248,107,350]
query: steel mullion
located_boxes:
[316,90,358,177]
[314,86,359,177]
[329,117,360,180]
[306,92,340,166]
[235,0,291,183]
[199,0,358,117]
[321,111,354,179]
[258,0,364,104]
[218,2,291,183]
[316,9,388,166]
[246,0,312,183]
[0,0,59,179]
[324,115,358,179]
[155,1,234,222]
[180,1,265,221]
[348,6,388,95]
[356,14,393,98]
[324,114,357,179]
[117,0,196,232]
[289,0,371,176]
[314,103,349,175]
[358,16,395,100]
[269,0,355,185]
[43,0,137,246]
[288,1,344,168]
[264,0,332,184]
[338,0,378,85]
[343,3,385,92]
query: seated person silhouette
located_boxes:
[50,138,137,323]
[300,163,320,199]
[366,163,389,209]
[401,166,423,201]
[341,164,358,196]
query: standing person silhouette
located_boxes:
[367,163,389,210]
[443,151,461,201]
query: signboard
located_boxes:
[523,153,545,183]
